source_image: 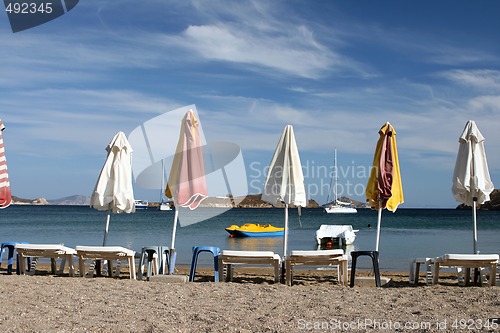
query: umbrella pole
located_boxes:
[281,203,289,284]
[169,208,179,274]
[103,208,111,246]
[473,199,478,254]
[375,202,382,252]
[283,204,289,257]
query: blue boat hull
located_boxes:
[231,230,284,237]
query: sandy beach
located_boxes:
[1,265,500,333]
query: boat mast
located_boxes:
[160,159,165,203]
[334,148,338,204]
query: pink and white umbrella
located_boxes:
[165,110,207,273]
[0,119,12,209]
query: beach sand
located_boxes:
[1,265,499,333]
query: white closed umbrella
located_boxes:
[90,131,136,246]
[262,125,306,258]
[452,120,494,254]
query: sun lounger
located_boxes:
[14,244,77,276]
[433,254,499,286]
[76,246,136,280]
[285,249,348,286]
[218,250,281,283]
[409,257,434,285]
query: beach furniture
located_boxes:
[409,257,434,285]
[285,249,348,286]
[76,246,136,280]
[349,251,381,288]
[189,246,220,282]
[138,246,170,281]
[14,243,77,276]
[433,254,499,286]
[218,250,281,283]
[1,241,30,274]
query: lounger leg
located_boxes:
[425,259,433,285]
[285,260,292,286]
[129,256,136,280]
[68,256,75,277]
[409,260,416,284]
[490,264,497,286]
[79,257,86,277]
[218,257,224,282]
[107,260,113,277]
[18,253,26,275]
[464,268,471,286]
[59,258,67,274]
[50,258,57,274]
[433,262,440,285]
[342,260,348,286]
[274,261,280,284]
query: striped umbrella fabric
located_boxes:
[0,119,12,209]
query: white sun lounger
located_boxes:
[14,244,77,276]
[433,254,499,286]
[76,246,136,280]
[218,250,281,283]
[285,249,348,286]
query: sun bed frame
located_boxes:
[433,254,499,286]
[285,249,348,286]
[76,246,136,280]
[218,250,281,283]
[14,244,77,276]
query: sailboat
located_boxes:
[324,149,357,214]
[159,159,172,211]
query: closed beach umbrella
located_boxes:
[90,131,135,246]
[262,125,307,258]
[452,120,494,254]
[0,119,12,209]
[165,110,207,273]
[366,122,404,251]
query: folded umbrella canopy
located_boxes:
[262,125,306,258]
[452,120,494,254]
[366,122,404,251]
[0,119,12,209]
[165,110,208,273]
[90,131,136,246]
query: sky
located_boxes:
[1,0,500,208]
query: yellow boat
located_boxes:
[225,224,284,237]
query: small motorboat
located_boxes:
[225,224,284,237]
[315,225,358,246]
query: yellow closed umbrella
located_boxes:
[366,122,404,251]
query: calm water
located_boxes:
[1,205,499,271]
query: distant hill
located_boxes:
[49,195,90,206]
[11,193,322,208]
[12,195,90,206]
[457,189,500,210]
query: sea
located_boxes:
[1,205,499,272]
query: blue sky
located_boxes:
[1,0,500,208]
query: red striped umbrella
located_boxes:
[0,119,12,209]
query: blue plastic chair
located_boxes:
[0,242,30,275]
[189,246,220,282]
